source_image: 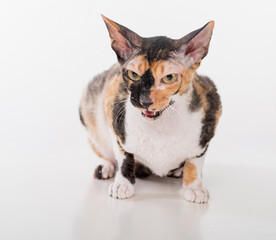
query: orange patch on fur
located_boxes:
[117,142,125,154]
[104,75,122,127]
[148,60,196,111]
[150,60,166,77]
[103,74,130,145]
[178,68,197,95]
[183,162,198,186]
[125,54,149,75]
[215,106,222,129]
[149,84,180,111]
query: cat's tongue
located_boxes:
[145,110,155,117]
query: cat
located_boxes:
[79,15,222,203]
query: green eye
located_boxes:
[127,70,140,81]
[162,74,178,84]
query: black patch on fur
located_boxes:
[114,159,119,173]
[95,165,103,179]
[180,23,209,45]
[135,162,152,178]
[121,152,136,184]
[169,99,175,106]
[169,161,185,173]
[167,144,209,177]
[129,68,155,109]
[197,76,221,148]
[87,72,107,99]
[167,161,185,178]
[167,144,209,178]
[173,84,182,95]
[85,73,107,123]
[167,172,183,178]
[112,81,128,143]
[195,145,209,158]
[79,107,86,127]
[116,140,123,149]
[189,85,202,111]
[140,37,176,63]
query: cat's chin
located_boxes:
[141,109,162,120]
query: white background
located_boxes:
[0,1,276,239]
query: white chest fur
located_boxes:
[123,93,204,176]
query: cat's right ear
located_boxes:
[101,15,142,63]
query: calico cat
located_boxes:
[79,15,221,203]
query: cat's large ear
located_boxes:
[177,21,214,67]
[101,15,142,63]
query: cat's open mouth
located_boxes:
[141,109,162,120]
[141,100,174,120]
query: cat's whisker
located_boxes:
[164,107,172,120]
[115,109,125,126]
[168,106,174,119]
[110,99,128,113]
[114,103,125,114]
[182,96,201,112]
[114,105,126,125]
[156,84,200,112]
[113,100,128,105]
[170,105,187,122]
[111,102,124,113]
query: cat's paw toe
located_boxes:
[183,187,209,203]
[94,164,115,179]
[108,182,134,199]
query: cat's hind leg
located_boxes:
[89,140,115,180]
[167,167,183,178]
[182,153,209,203]
[94,158,115,180]
[135,162,152,178]
[167,163,184,178]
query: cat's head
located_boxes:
[102,15,214,120]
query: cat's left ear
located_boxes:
[177,21,215,67]
[101,15,142,63]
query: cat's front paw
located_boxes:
[183,187,209,204]
[108,181,134,199]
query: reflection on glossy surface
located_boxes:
[77,177,208,240]
[1,154,276,240]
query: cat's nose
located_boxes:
[139,95,153,109]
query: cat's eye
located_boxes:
[162,74,178,84]
[127,70,140,81]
